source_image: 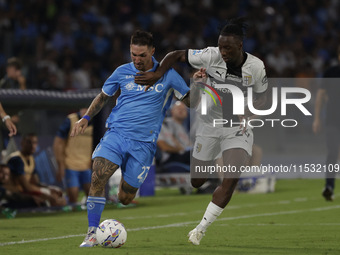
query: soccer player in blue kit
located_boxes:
[71,30,190,247]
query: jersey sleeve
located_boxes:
[56,118,71,139]
[253,63,268,94]
[187,48,211,69]
[7,156,25,176]
[167,69,190,100]
[102,68,121,96]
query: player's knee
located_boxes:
[118,193,134,205]
[191,178,205,188]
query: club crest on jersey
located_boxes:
[125,82,135,91]
[196,143,202,153]
[243,76,252,85]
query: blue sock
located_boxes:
[87,196,106,228]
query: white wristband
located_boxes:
[40,187,52,196]
[2,115,10,123]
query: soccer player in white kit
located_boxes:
[136,17,268,245]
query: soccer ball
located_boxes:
[96,219,127,248]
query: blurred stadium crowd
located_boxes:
[0,0,339,91]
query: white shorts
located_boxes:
[192,126,253,161]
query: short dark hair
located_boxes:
[22,133,37,141]
[220,17,248,41]
[130,30,154,48]
[7,57,22,70]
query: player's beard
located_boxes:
[134,63,144,71]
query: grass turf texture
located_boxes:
[0,179,339,255]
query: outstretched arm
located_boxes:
[70,92,110,137]
[0,103,17,137]
[135,50,187,90]
[181,68,207,108]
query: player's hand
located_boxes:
[193,68,207,84]
[134,71,162,92]
[312,119,321,134]
[238,115,249,134]
[70,118,88,137]
[4,118,17,137]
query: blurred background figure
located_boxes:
[53,108,92,207]
[312,45,340,201]
[5,133,66,207]
[0,57,26,90]
[0,162,45,218]
[0,102,17,137]
[157,101,191,172]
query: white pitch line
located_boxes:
[218,223,340,226]
[117,194,329,221]
[1,204,339,247]
[0,234,84,246]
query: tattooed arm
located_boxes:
[70,92,110,137]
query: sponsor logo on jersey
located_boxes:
[125,82,164,93]
[125,82,135,91]
[136,83,164,93]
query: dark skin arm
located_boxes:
[134,50,187,90]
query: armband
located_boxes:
[82,115,90,121]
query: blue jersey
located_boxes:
[102,57,190,142]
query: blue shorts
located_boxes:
[65,169,92,188]
[92,128,156,188]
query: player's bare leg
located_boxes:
[188,148,250,245]
[90,157,119,197]
[190,157,211,188]
[80,157,119,247]
[118,178,138,205]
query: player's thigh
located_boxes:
[221,148,250,179]
[92,129,124,168]
[92,157,120,187]
[220,127,253,157]
[122,140,156,189]
[190,156,213,187]
[191,136,220,181]
[192,136,221,162]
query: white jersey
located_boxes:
[187,47,268,136]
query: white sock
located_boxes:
[196,202,223,232]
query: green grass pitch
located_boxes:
[0,179,339,255]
